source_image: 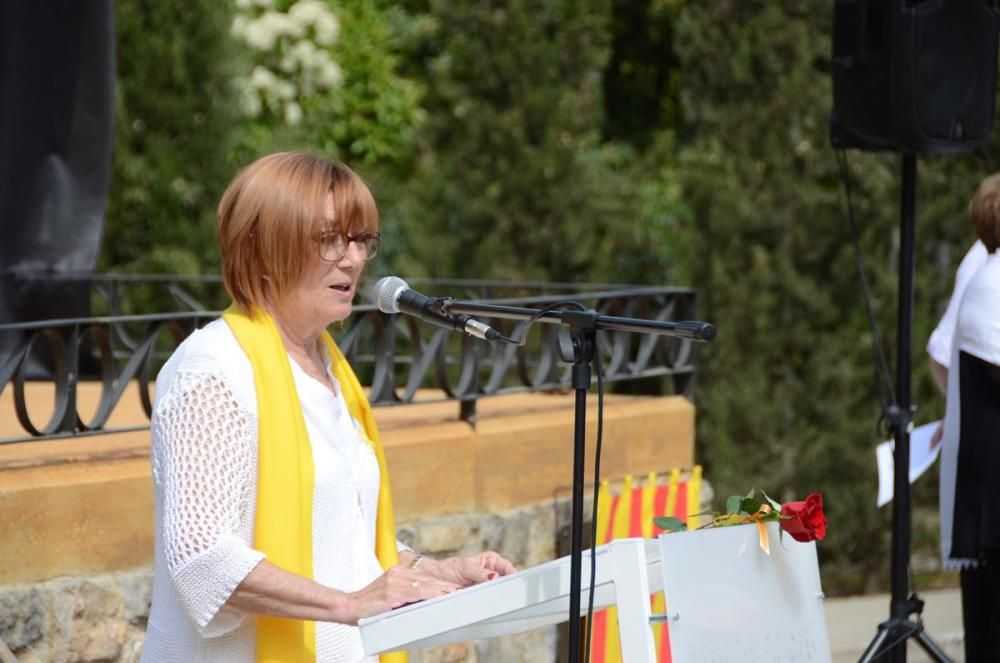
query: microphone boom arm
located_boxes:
[441,299,717,342]
[438,296,714,663]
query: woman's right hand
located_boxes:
[930,422,944,450]
[343,564,460,624]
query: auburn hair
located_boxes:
[217,152,379,312]
[970,172,1000,253]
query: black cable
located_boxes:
[502,300,583,346]
[497,298,607,659]
[491,298,607,659]
[583,333,605,663]
[837,149,922,611]
[836,149,898,432]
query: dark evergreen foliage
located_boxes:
[101,0,1000,590]
[104,0,238,277]
[672,1,1000,589]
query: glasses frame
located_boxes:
[317,230,381,263]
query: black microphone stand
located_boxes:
[443,298,715,662]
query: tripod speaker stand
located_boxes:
[832,2,1000,658]
[856,155,949,663]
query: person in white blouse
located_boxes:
[935,173,1000,662]
[141,152,515,662]
[925,238,988,450]
[927,240,988,395]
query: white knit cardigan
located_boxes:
[141,318,391,662]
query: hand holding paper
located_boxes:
[875,421,942,508]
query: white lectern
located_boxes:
[359,526,829,662]
[359,538,662,660]
[658,522,831,662]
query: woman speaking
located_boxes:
[141,152,515,662]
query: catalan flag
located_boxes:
[588,467,702,663]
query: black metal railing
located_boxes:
[0,277,701,444]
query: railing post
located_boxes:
[459,398,477,427]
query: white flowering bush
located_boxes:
[231,0,342,126]
[229,0,424,167]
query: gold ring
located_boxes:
[410,579,419,588]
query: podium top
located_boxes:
[358,537,662,655]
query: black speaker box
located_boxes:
[832,0,1000,154]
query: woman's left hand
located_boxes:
[424,551,517,587]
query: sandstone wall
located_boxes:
[1,500,578,662]
[0,389,697,661]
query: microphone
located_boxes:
[373,276,504,342]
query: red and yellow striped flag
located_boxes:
[588,467,702,663]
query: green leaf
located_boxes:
[739,497,763,515]
[761,490,783,513]
[654,516,688,532]
[725,495,743,514]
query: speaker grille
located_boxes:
[832,0,1000,153]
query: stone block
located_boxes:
[0,586,44,650]
[0,571,153,663]
[51,577,127,662]
[475,626,556,663]
[117,569,152,624]
[413,642,476,663]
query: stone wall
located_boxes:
[0,390,697,661]
[0,571,149,663]
[0,499,570,663]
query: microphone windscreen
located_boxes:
[374,276,408,314]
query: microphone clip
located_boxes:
[430,296,458,319]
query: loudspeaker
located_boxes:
[831,0,1000,153]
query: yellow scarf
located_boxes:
[223,305,407,663]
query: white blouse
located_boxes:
[939,251,1000,569]
[926,240,989,367]
[142,318,385,662]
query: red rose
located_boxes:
[780,493,827,542]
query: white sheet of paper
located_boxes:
[876,420,942,508]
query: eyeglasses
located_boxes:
[317,230,381,263]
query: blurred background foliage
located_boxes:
[103,0,1000,593]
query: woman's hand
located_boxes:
[421,551,518,588]
[343,565,460,625]
[930,422,944,450]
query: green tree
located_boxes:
[602,0,682,148]
[671,1,1000,589]
[103,0,238,276]
[104,0,424,275]
[228,0,424,173]
[383,0,684,285]
[670,1,901,588]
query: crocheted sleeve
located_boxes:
[152,366,265,637]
